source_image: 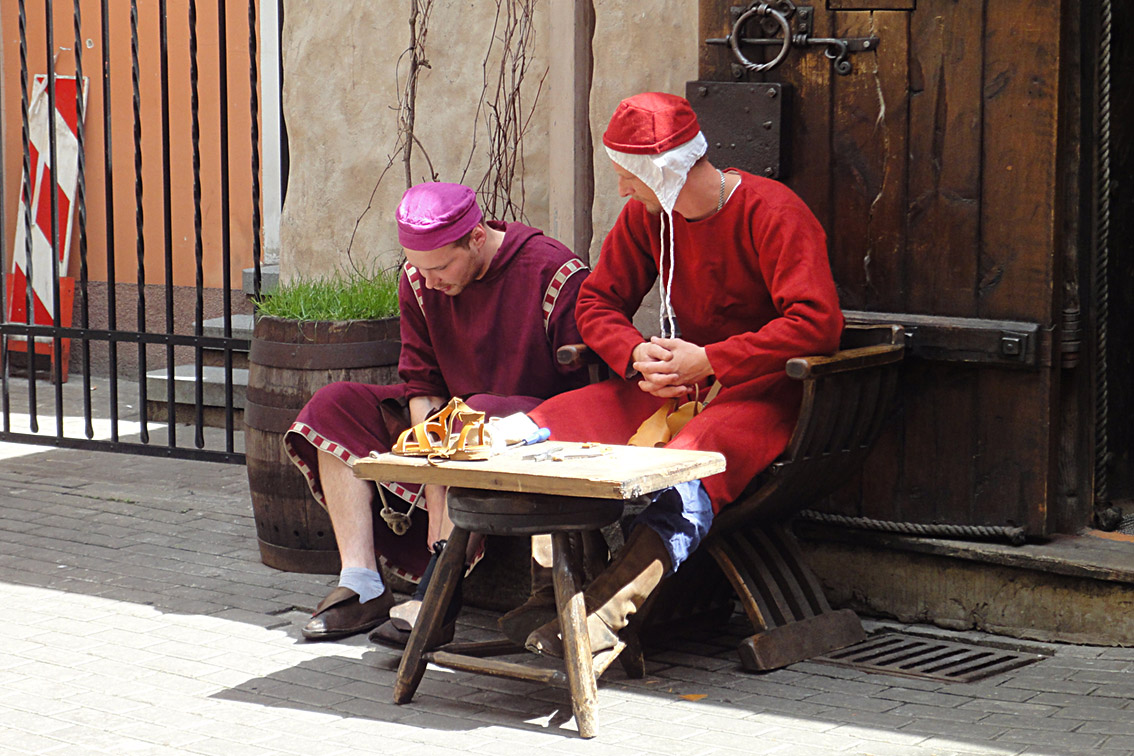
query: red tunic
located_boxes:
[529,171,843,512]
[284,221,588,579]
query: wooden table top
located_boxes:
[351,441,726,500]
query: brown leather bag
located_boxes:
[627,381,721,447]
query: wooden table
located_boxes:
[352,441,725,738]
[352,440,726,499]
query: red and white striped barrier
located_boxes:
[9,74,87,329]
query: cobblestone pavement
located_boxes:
[0,381,1132,755]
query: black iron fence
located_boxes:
[0,0,264,463]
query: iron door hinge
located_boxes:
[1059,306,1081,369]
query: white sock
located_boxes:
[338,567,385,603]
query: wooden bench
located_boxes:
[561,323,906,672]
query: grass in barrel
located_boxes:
[254,267,400,322]
[246,267,402,573]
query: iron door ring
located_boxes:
[729,4,792,73]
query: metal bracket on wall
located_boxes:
[707,2,880,77]
[843,310,1052,369]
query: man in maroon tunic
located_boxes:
[284,182,588,642]
[524,93,844,658]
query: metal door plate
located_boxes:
[686,81,790,179]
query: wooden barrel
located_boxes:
[245,315,400,573]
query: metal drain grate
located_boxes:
[814,632,1048,683]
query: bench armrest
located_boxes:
[556,343,596,369]
[556,343,611,381]
[786,343,905,380]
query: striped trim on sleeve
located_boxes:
[542,258,587,333]
[403,261,425,313]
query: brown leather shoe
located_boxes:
[369,542,463,648]
[369,615,455,648]
[302,586,395,641]
[498,586,558,645]
[524,612,620,659]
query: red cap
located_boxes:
[602,92,701,156]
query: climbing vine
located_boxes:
[346,0,544,266]
[461,0,545,222]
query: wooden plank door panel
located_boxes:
[696,0,1065,535]
[905,0,983,317]
[771,3,835,233]
[968,0,1061,533]
[979,0,1062,324]
[829,9,909,314]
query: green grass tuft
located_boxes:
[255,267,400,321]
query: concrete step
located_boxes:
[242,264,279,298]
[198,314,254,369]
[149,264,275,426]
[136,264,271,427]
[145,364,247,427]
[200,313,254,340]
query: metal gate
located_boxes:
[0,0,270,463]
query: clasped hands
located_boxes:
[632,336,713,399]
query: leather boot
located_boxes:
[498,535,557,644]
[525,525,670,659]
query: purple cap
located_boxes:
[396,182,483,251]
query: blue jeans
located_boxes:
[631,480,713,575]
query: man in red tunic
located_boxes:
[284,182,588,642]
[524,92,844,657]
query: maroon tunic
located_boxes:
[284,221,588,580]
[529,171,843,512]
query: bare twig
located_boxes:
[346,0,540,272]
[464,0,545,222]
[346,1,434,270]
[401,0,434,187]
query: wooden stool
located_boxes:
[394,487,625,739]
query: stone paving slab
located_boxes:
[0,403,1132,754]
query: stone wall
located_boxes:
[801,537,1134,646]
[280,0,698,291]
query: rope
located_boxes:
[660,211,677,338]
[1093,0,1112,510]
[797,510,1027,546]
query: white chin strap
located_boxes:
[606,132,707,339]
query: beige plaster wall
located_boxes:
[589,2,699,336]
[280,1,552,282]
[279,0,698,290]
[588,3,699,264]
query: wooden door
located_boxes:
[697,0,1078,536]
